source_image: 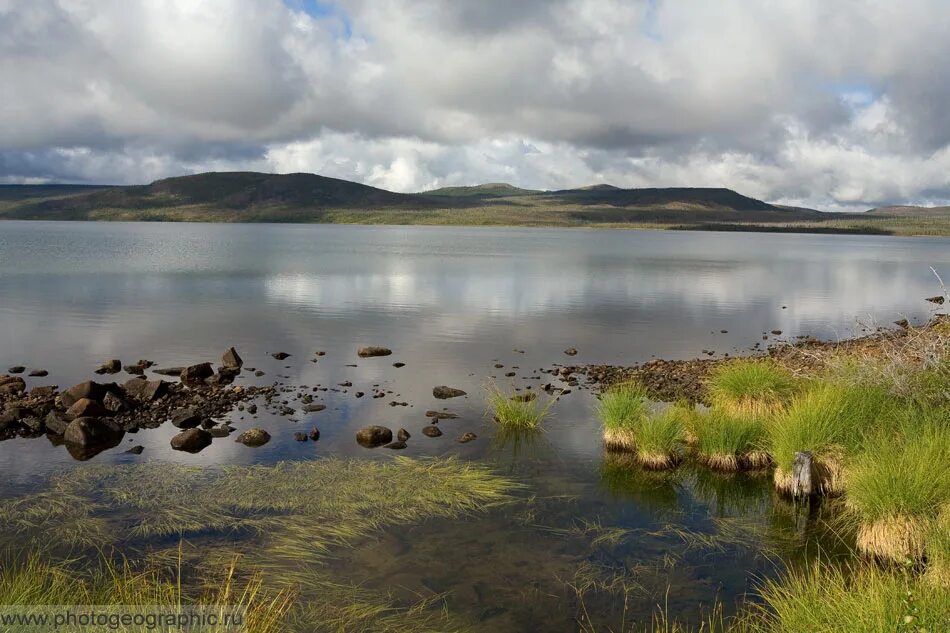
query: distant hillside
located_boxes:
[8,170,940,235]
[421,183,539,198]
[866,205,950,216]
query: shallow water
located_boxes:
[0,222,947,629]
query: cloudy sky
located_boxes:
[2,0,949,210]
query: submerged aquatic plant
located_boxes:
[768,382,898,496]
[707,359,798,419]
[845,419,950,562]
[692,408,766,472]
[487,386,553,429]
[597,382,650,451]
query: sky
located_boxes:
[2,0,949,211]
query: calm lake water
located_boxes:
[1,221,948,630]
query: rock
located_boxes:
[0,413,16,432]
[171,408,201,429]
[152,367,186,376]
[293,432,308,442]
[397,428,410,441]
[302,403,326,413]
[433,386,466,399]
[200,418,216,429]
[21,417,44,433]
[505,372,516,377]
[457,432,478,444]
[103,391,132,414]
[170,428,213,453]
[564,348,578,356]
[384,441,407,450]
[7,366,25,374]
[29,385,57,398]
[221,347,244,369]
[124,363,146,375]
[95,359,122,375]
[422,426,443,438]
[246,404,258,414]
[209,425,232,438]
[236,428,271,447]
[392,362,405,368]
[0,376,26,395]
[64,416,123,447]
[356,425,393,448]
[358,346,392,358]
[894,318,910,329]
[44,411,70,435]
[925,295,946,305]
[122,378,168,402]
[771,329,783,335]
[28,369,48,377]
[254,370,265,377]
[66,398,110,419]
[61,381,110,408]
[181,363,214,385]
[511,392,537,402]
[125,445,144,455]
[308,427,320,441]
[271,352,291,360]
[425,410,459,420]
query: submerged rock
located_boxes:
[433,386,467,399]
[236,428,271,447]
[422,426,442,438]
[564,348,578,356]
[170,428,212,453]
[358,346,392,358]
[392,362,405,368]
[152,367,186,376]
[384,441,407,450]
[457,432,478,444]
[397,428,411,441]
[125,445,144,455]
[64,416,123,447]
[356,425,392,448]
[425,410,459,420]
[95,359,122,375]
[302,403,326,413]
[7,366,25,374]
[28,369,48,377]
[271,352,291,360]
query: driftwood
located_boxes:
[791,451,814,497]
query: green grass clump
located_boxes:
[635,406,687,469]
[845,416,950,561]
[708,359,798,418]
[693,409,766,471]
[925,506,950,587]
[749,560,950,633]
[488,387,553,429]
[598,382,650,450]
[768,382,899,495]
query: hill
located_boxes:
[421,183,539,198]
[866,205,950,216]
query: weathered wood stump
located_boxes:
[791,451,813,497]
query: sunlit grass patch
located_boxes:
[707,359,798,419]
[768,382,899,496]
[924,506,950,587]
[692,409,766,472]
[635,406,686,470]
[597,382,650,451]
[845,420,950,563]
[487,386,553,429]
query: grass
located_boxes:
[634,406,687,469]
[598,382,650,451]
[924,506,950,587]
[487,386,554,429]
[844,413,950,562]
[707,359,798,419]
[767,382,899,495]
[692,408,767,472]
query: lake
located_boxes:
[1,221,948,630]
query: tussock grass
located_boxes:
[767,382,898,495]
[708,359,798,419]
[748,559,950,633]
[924,506,950,587]
[598,382,650,451]
[693,409,766,472]
[635,406,686,470]
[488,386,553,429]
[845,419,950,562]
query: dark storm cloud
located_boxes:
[0,0,949,209]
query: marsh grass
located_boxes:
[635,406,687,469]
[598,382,650,450]
[487,385,554,429]
[844,419,950,562]
[707,360,798,419]
[692,409,766,472]
[924,506,950,587]
[767,382,899,495]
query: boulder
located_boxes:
[302,403,326,413]
[0,376,26,395]
[61,381,110,408]
[170,408,201,429]
[356,425,393,448]
[44,411,70,435]
[64,416,123,447]
[0,413,16,432]
[21,417,44,433]
[95,359,122,375]
[28,369,49,377]
[29,385,57,398]
[433,386,467,399]
[221,347,244,369]
[209,425,232,438]
[457,432,478,444]
[180,363,214,385]
[236,428,271,447]
[170,428,212,453]
[152,367,186,376]
[122,378,168,402]
[422,426,443,438]
[7,366,25,374]
[397,428,410,441]
[66,398,110,419]
[103,391,132,414]
[357,346,392,358]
